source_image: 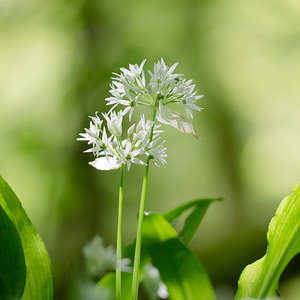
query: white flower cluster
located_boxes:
[78,109,166,170]
[78,59,203,170]
[106,58,203,121]
[83,236,131,277]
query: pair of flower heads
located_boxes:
[78,58,204,171]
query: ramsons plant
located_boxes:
[78,58,204,300]
[0,59,299,300]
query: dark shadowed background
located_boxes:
[0,0,299,299]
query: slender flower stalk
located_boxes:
[116,163,125,300]
[131,160,150,300]
[131,109,157,300]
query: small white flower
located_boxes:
[103,110,124,137]
[85,128,114,157]
[147,140,167,167]
[77,112,102,144]
[133,115,154,145]
[106,60,148,119]
[83,236,116,277]
[83,236,132,277]
[148,58,181,97]
[78,112,121,162]
[99,128,112,151]
[120,59,146,83]
[175,78,204,119]
[78,113,104,156]
[117,141,145,171]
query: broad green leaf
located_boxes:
[164,198,222,244]
[150,239,214,300]
[0,175,54,300]
[0,204,26,299]
[144,213,215,300]
[98,211,215,300]
[236,182,300,299]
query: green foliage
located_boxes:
[144,212,215,300]
[0,175,54,300]
[164,198,223,245]
[236,182,300,299]
[0,205,26,300]
[98,198,219,300]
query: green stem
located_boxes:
[131,159,150,300]
[131,109,157,300]
[116,163,125,300]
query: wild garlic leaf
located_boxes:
[164,198,222,245]
[0,204,26,299]
[236,182,300,299]
[98,211,215,300]
[143,213,215,300]
[0,175,54,300]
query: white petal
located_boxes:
[157,103,199,139]
[127,124,135,136]
[125,141,131,153]
[138,59,146,74]
[89,157,121,170]
[131,158,146,165]
[123,106,132,115]
[126,161,131,171]
[102,127,108,141]
[168,62,178,74]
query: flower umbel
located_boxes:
[106,58,203,121]
[78,59,204,170]
[78,110,166,171]
[83,236,131,278]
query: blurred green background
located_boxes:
[0,0,300,299]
